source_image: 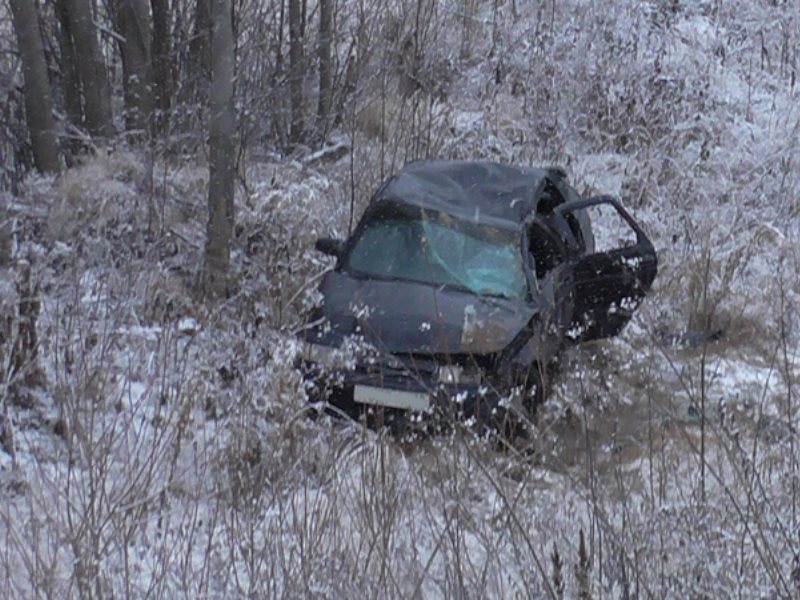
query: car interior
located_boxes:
[528,223,564,280]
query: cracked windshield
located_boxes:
[346,209,527,300]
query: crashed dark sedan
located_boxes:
[298,160,657,431]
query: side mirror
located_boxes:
[315,237,344,257]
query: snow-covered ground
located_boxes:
[2,0,800,597]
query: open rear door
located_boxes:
[556,196,657,343]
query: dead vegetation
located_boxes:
[0,0,799,597]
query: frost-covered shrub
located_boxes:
[234,161,349,329]
[50,149,149,240]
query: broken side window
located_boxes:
[528,223,564,280]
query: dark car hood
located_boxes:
[305,271,537,355]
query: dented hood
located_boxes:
[306,271,537,355]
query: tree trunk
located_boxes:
[191,0,212,86]
[9,0,60,174]
[150,0,171,126]
[115,0,154,138]
[288,0,304,146]
[63,0,114,138]
[202,0,236,300]
[56,0,84,145]
[316,0,332,137]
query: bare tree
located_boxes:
[10,0,60,174]
[115,0,154,138]
[288,0,304,145]
[150,0,172,128]
[202,0,236,300]
[316,0,333,138]
[56,0,83,151]
[61,0,114,138]
[191,0,213,86]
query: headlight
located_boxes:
[436,364,481,385]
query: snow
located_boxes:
[177,317,199,335]
[1,0,800,596]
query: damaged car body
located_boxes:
[298,160,657,432]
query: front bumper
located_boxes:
[299,359,521,433]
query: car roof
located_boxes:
[378,160,554,228]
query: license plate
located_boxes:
[353,385,430,412]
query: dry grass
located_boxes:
[1,0,799,597]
